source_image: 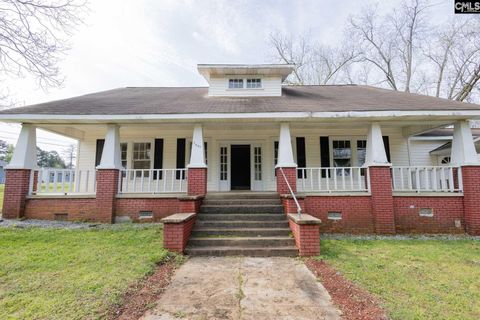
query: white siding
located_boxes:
[208,76,282,97]
[76,124,437,192]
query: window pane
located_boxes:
[228,78,243,88]
[333,140,351,175]
[356,140,367,166]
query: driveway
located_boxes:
[141,257,341,320]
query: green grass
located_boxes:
[319,239,480,320]
[0,225,170,319]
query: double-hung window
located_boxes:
[246,78,262,88]
[133,142,151,177]
[228,78,243,89]
[332,140,351,175]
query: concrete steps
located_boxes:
[186,192,298,257]
[200,205,284,214]
[185,246,298,257]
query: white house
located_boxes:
[1,64,480,256]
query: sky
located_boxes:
[0,0,453,156]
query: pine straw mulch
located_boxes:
[305,259,389,320]
[107,255,182,320]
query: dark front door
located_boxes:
[231,145,251,190]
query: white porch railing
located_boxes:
[118,169,187,194]
[30,169,96,195]
[391,166,462,193]
[297,167,370,192]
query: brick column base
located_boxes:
[2,169,31,219]
[276,167,297,194]
[288,214,321,256]
[187,167,207,196]
[369,166,396,234]
[95,169,119,223]
[162,213,196,253]
[462,166,480,235]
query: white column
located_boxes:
[451,120,478,165]
[187,124,207,168]
[7,124,38,169]
[97,124,123,169]
[276,123,297,168]
[364,123,389,166]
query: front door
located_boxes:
[231,145,251,190]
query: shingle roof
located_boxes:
[1,85,479,115]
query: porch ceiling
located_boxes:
[35,119,457,140]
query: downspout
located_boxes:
[407,137,412,166]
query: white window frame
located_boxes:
[329,136,368,168]
[120,140,155,171]
[228,78,244,89]
[246,78,262,89]
[227,77,263,90]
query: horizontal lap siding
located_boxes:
[76,126,413,192]
[208,76,282,97]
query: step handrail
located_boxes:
[279,167,302,218]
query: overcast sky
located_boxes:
[0,0,453,154]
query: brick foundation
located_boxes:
[115,197,180,222]
[25,197,97,221]
[162,213,196,253]
[187,168,207,196]
[288,214,321,256]
[305,196,375,233]
[369,166,396,234]
[462,166,480,235]
[2,169,31,219]
[393,196,465,233]
[95,169,119,223]
[276,167,296,194]
[281,196,305,215]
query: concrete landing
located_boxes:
[141,257,341,320]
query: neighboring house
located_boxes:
[1,64,480,256]
[0,160,6,184]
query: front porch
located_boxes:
[3,119,480,255]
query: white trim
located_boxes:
[2,110,480,122]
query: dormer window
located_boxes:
[246,78,262,88]
[228,78,244,89]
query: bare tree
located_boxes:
[348,5,399,90]
[269,31,358,85]
[0,0,88,90]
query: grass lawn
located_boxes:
[0,225,169,319]
[319,239,480,320]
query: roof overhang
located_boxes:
[1,110,480,124]
[197,63,295,82]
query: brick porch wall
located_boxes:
[163,216,196,252]
[95,169,119,223]
[115,198,180,222]
[393,196,465,233]
[462,166,480,235]
[304,196,375,233]
[24,198,97,221]
[289,219,320,256]
[2,169,31,219]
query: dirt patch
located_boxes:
[108,256,181,320]
[305,259,388,320]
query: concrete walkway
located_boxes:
[141,257,341,320]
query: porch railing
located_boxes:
[391,166,462,193]
[30,169,96,195]
[118,169,187,194]
[297,167,370,192]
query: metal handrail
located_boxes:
[279,167,302,218]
